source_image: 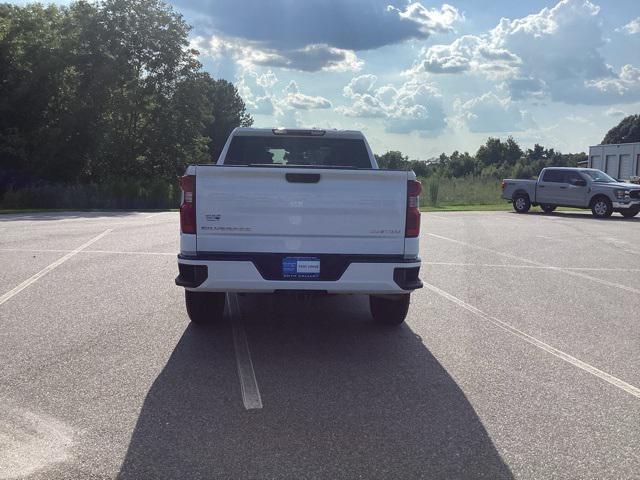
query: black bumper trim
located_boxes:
[393,267,423,291]
[175,264,208,288]
[177,252,421,283]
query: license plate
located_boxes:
[282,257,320,279]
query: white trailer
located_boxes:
[588,142,640,181]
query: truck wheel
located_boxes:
[369,294,410,326]
[541,204,556,213]
[513,194,531,213]
[185,290,226,325]
[590,196,613,218]
[620,207,640,218]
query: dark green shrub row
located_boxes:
[0,179,180,210]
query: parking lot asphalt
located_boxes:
[0,210,639,479]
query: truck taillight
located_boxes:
[501,180,506,191]
[405,180,422,238]
[180,175,196,234]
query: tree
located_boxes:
[375,151,408,169]
[201,78,253,162]
[602,115,640,144]
[0,0,254,189]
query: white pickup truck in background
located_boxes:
[176,128,423,326]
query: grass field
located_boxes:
[421,203,510,212]
[418,176,505,208]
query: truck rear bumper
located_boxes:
[176,253,422,294]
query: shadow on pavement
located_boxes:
[118,294,513,479]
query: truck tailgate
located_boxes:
[195,166,408,255]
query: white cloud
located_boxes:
[407,35,520,76]
[586,64,640,98]
[387,3,463,35]
[338,75,446,134]
[257,71,278,89]
[178,0,462,52]
[564,114,590,124]
[283,80,299,95]
[274,108,303,128]
[456,92,535,133]
[237,74,331,124]
[283,81,332,110]
[406,0,640,105]
[192,35,363,73]
[337,94,388,118]
[236,70,279,115]
[617,17,640,35]
[605,108,628,117]
[343,74,378,96]
[375,85,399,105]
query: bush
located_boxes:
[428,179,439,206]
[0,179,180,210]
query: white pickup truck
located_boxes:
[175,128,423,326]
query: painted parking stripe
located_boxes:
[427,233,640,295]
[0,248,174,256]
[0,229,112,306]
[422,261,640,273]
[228,293,263,410]
[423,281,640,399]
[144,212,172,219]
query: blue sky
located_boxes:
[18,0,640,157]
[176,0,640,158]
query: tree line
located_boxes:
[376,138,587,180]
[376,115,640,180]
[0,0,252,197]
[1,0,638,208]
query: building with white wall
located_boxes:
[588,143,640,180]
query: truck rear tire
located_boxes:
[620,207,640,218]
[185,290,226,325]
[541,204,556,213]
[590,196,613,218]
[513,194,531,213]
[369,294,410,326]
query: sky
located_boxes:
[175,0,640,158]
[18,0,640,158]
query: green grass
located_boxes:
[421,203,510,212]
[421,203,584,212]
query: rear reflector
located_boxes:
[405,180,422,238]
[180,175,196,234]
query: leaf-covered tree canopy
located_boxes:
[602,115,640,144]
[0,0,252,188]
[376,137,586,180]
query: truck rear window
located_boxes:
[224,136,372,168]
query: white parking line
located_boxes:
[427,233,640,295]
[0,230,112,306]
[144,212,173,219]
[423,261,640,273]
[423,281,640,399]
[228,293,263,410]
[0,248,174,256]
